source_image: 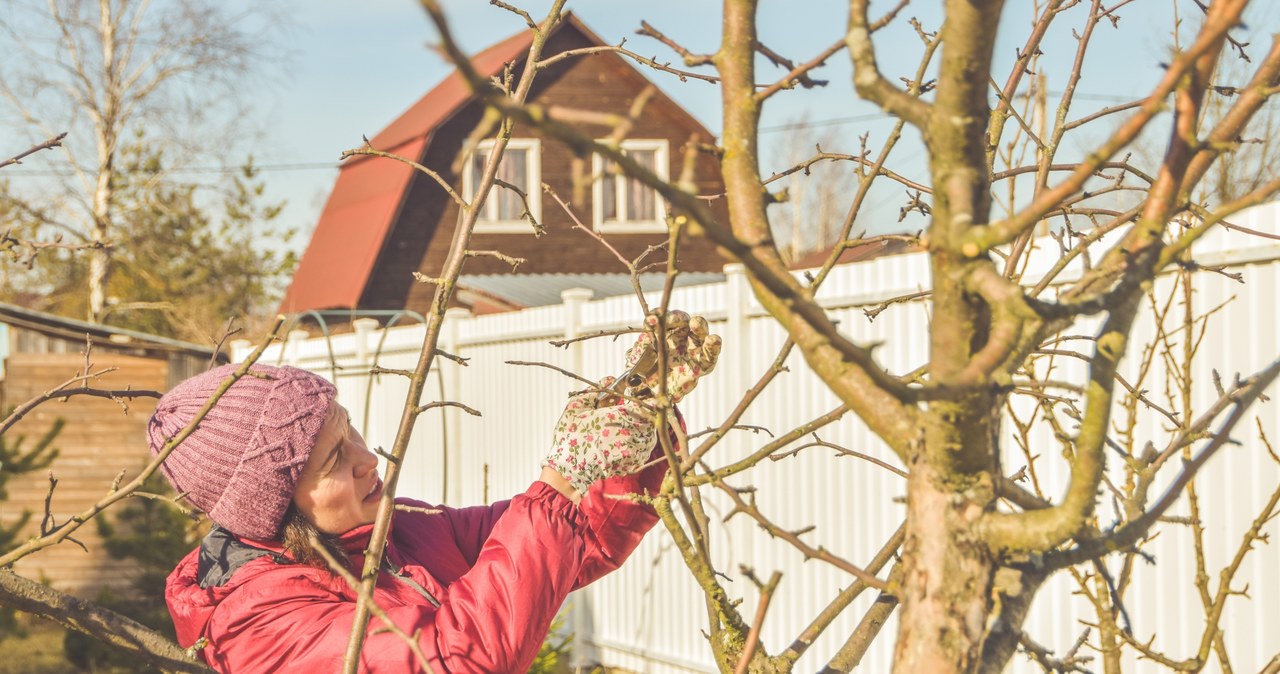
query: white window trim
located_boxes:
[592,139,669,234]
[462,138,542,234]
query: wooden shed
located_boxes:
[0,303,223,596]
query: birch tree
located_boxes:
[0,0,272,322]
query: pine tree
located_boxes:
[0,411,62,641]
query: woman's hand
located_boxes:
[543,381,657,496]
[624,311,721,403]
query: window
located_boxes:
[593,139,669,233]
[462,139,541,233]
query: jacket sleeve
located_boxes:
[438,500,512,566]
[417,482,585,672]
[571,412,676,588]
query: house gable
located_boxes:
[281,15,731,317]
[277,31,536,314]
[358,20,731,315]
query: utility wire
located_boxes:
[2,161,340,177]
[4,89,1256,176]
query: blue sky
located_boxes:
[241,0,1277,240]
[7,0,1278,242]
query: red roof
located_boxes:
[277,28,538,314]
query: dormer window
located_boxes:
[463,138,542,233]
[593,139,669,234]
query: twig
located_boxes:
[776,524,905,666]
[393,503,442,516]
[547,327,638,348]
[432,349,470,366]
[0,377,160,437]
[207,318,241,369]
[339,7,581,655]
[1047,356,1280,568]
[689,406,849,484]
[635,20,714,67]
[770,433,908,478]
[490,177,544,235]
[504,359,611,394]
[0,230,111,269]
[537,42,720,84]
[0,132,66,169]
[733,570,782,674]
[687,424,772,441]
[414,401,482,416]
[864,290,931,321]
[342,139,467,210]
[488,0,535,29]
[756,39,842,101]
[369,366,414,378]
[1019,630,1093,673]
[465,249,526,270]
[0,569,212,672]
[713,475,889,591]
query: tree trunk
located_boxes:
[892,463,996,673]
[88,0,118,323]
[88,127,116,323]
[88,229,110,322]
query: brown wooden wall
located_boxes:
[360,24,733,314]
[1,352,167,597]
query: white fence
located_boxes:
[239,204,1280,673]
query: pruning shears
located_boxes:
[595,341,659,407]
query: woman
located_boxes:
[154,315,719,673]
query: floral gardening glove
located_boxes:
[623,311,722,403]
[544,379,658,495]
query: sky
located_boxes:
[6,0,1279,246]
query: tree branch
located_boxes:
[846,0,930,127]
[1045,356,1280,568]
[0,132,67,169]
[963,0,1251,254]
[0,568,212,673]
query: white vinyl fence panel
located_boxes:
[240,203,1280,673]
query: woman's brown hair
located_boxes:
[279,505,349,570]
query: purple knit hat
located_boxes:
[147,363,337,540]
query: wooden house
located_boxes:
[0,303,222,596]
[278,13,732,320]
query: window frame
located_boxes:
[462,138,542,234]
[592,139,670,234]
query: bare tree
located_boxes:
[406,0,1280,672]
[4,1,1280,673]
[766,115,859,262]
[0,0,274,322]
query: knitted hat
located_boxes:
[147,363,337,540]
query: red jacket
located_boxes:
[165,456,665,673]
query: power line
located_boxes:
[2,161,340,177]
[5,88,1252,174]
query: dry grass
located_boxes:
[0,619,73,674]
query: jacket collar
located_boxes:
[196,518,391,589]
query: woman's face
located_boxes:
[293,401,383,535]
